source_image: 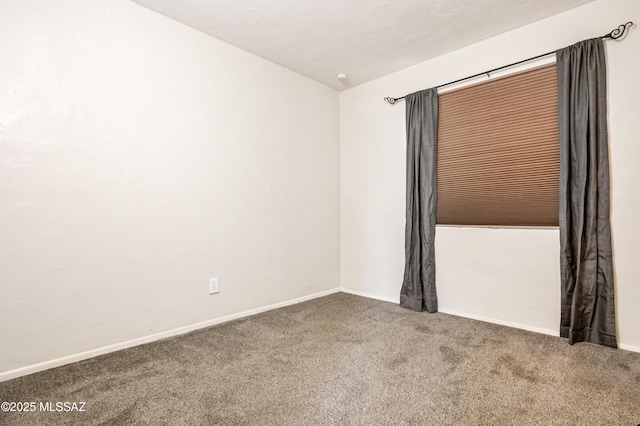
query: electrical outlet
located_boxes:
[209,277,219,294]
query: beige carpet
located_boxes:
[1,293,639,425]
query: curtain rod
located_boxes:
[383,21,634,105]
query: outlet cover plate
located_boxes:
[209,277,219,294]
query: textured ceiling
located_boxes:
[131,0,597,90]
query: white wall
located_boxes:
[340,0,640,350]
[0,0,340,376]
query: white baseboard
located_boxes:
[340,288,640,354]
[618,343,640,353]
[340,288,558,336]
[441,309,640,353]
[437,308,559,337]
[341,287,559,337]
[339,287,399,304]
[3,286,637,382]
[0,287,342,383]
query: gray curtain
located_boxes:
[557,38,617,348]
[400,88,438,313]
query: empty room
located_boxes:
[1,0,639,424]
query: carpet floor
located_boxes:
[1,292,639,425]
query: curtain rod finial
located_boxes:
[384,97,404,105]
[603,21,634,39]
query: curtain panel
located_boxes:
[557,38,617,348]
[399,88,439,313]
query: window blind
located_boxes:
[436,64,560,227]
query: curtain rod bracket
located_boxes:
[384,21,634,105]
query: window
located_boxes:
[436,64,559,227]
